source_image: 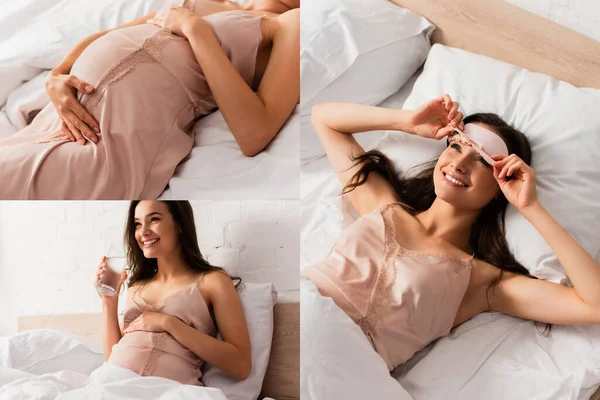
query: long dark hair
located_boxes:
[344,114,540,311]
[124,201,241,289]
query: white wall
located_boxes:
[505,0,600,41]
[0,201,299,336]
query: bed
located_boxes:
[300,0,600,399]
[3,302,299,400]
[0,0,299,200]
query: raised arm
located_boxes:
[487,155,600,324]
[311,96,463,215]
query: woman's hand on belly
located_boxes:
[45,71,101,145]
[147,6,201,38]
[123,312,172,334]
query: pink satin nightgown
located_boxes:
[108,280,216,385]
[302,202,474,371]
[0,9,264,199]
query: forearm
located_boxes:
[184,21,272,156]
[51,31,110,75]
[165,316,251,380]
[312,103,415,135]
[522,202,600,306]
[102,302,123,361]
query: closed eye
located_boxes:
[450,143,461,152]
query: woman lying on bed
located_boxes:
[94,200,251,385]
[0,0,299,199]
[302,96,600,372]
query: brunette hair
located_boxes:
[344,114,546,326]
[124,201,241,289]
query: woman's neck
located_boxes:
[154,251,189,282]
[415,199,479,253]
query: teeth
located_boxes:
[143,239,158,245]
[445,173,466,187]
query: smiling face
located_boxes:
[133,201,181,259]
[433,123,502,210]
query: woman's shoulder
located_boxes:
[197,269,233,288]
[272,8,299,35]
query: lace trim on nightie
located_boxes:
[82,28,174,114]
[131,293,168,377]
[139,332,168,376]
[355,204,399,342]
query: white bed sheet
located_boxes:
[300,75,600,400]
[0,363,230,400]
[0,0,298,200]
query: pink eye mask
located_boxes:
[448,124,509,165]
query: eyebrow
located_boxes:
[134,212,163,221]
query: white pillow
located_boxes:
[300,0,433,161]
[300,278,413,400]
[0,329,103,375]
[202,282,277,400]
[383,44,600,281]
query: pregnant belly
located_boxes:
[69,25,192,119]
[108,331,203,385]
[70,25,158,88]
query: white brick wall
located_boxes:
[0,201,299,335]
[505,0,600,41]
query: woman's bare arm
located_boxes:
[521,202,600,307]
[311,96,462,215]
[183,9,299,156]
[311,103,409,215]
[489,270,600,325]
[163,272,252,380]
[486,156,600,324]
[101,299,123,361]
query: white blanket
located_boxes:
[0,0,298,200]
[0,364,229,400]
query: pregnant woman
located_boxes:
[0,0,299,199]
[94,200,251,384]
[302,96,600,372]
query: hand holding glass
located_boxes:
[96,242,128,296]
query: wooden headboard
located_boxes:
[18,301,299,400]
[389,0,600,89]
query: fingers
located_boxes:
[491,154,512,166]
[435,125,454,140]
[66,75,94,95]
[448,101,459,119]
[60,121,76,142]
[442,94,452,110]
[61,115,85,144]
[499,156,520,179]
[63,111,97,145]
[451,111,463,128]
[70,102,100,142]
[505,160,524,179]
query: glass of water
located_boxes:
[96,241,128,296]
